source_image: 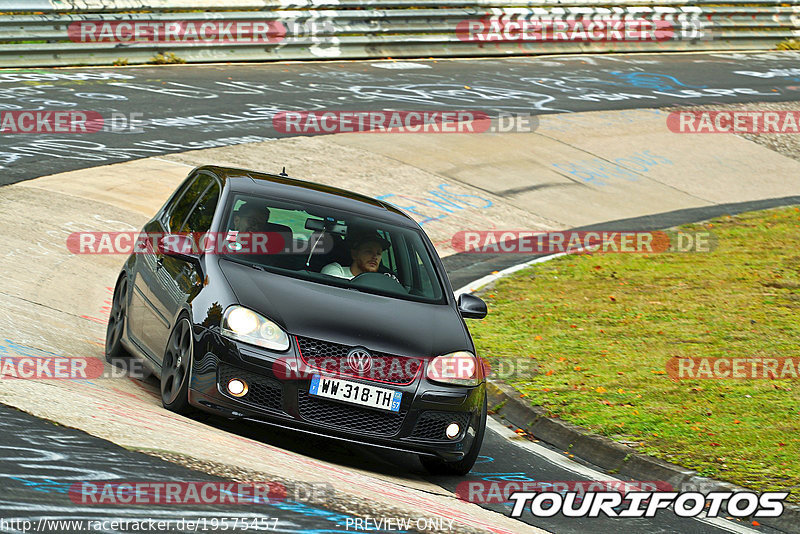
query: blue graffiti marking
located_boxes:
[609,71,707,91]
[378,184,492,226]
[9,478,71,494]
[478,472,536,481]
[1,339,61,359]
[7,477,399,532]
[552,150,672,186]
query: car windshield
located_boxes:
[218,193,446,303]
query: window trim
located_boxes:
[162,171,221,233]
[179,173,222,234]
[160,174,198,230]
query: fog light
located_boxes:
[445,423,461,439]
[227,378,248,397]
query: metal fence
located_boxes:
[0,0,797,67]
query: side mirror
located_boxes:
[159,234,202,264]
[458,293,487,319]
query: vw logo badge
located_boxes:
[347,348,372,374]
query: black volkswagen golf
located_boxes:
[106,166,489,475]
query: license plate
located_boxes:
[309,374,402,412]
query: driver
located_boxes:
[322,230,390,279]
[232,202,270,232]
[226,201,272,254]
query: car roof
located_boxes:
[199,165,417,227]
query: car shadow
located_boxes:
[127,369,431,482]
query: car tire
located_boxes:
[420,392,487,476]
[161,315,195,415]
[105,275,131,363]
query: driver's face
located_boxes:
[352,242,383,274]
[234,211,263,232]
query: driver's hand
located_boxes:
[384,272,400,283]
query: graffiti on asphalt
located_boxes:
[552,150,673,186]
[0,407,396,533]
[378,184,493,226]
[0,136,272,170]
[0,55,796,181]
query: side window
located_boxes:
[416,251,434,296]
[404,240,440,300]
[379,229,395,272]
[166,173,214,232]
[160,176,195,227]
[266,208,313,241]
[181,180,220,233]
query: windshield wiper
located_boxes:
[221,256,266,271]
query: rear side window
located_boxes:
[166,173,215,232]
[398,237,441,301]
[181,180,220,233]
[379,229,395,271]
[263,207,314,241]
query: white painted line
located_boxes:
[471,268,763,534]
[487,402,761,533]
[370,62,432,69]
[454,253,567,297]
[487,417,622,482]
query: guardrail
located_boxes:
[0,0,797,67]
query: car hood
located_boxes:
[218,259,469,358]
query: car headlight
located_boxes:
[221,306,290,351]
[427,351,483,386]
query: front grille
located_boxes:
[297,390,407,436]
[411,411,472,441]
[218,363,283,412]
[296,336,422,385]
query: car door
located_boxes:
[149,172,221,364]
[127,174,199,355]
[127,217,164,352]
[129,171,218,362]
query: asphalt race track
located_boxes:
[0,404,392,534]
[1,51,800,185]
[1,52,799,534]
[0,391,781,534]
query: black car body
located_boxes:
[105,166,488,475]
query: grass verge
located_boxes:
[471,207,800,501]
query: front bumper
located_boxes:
[188,327,485,461]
